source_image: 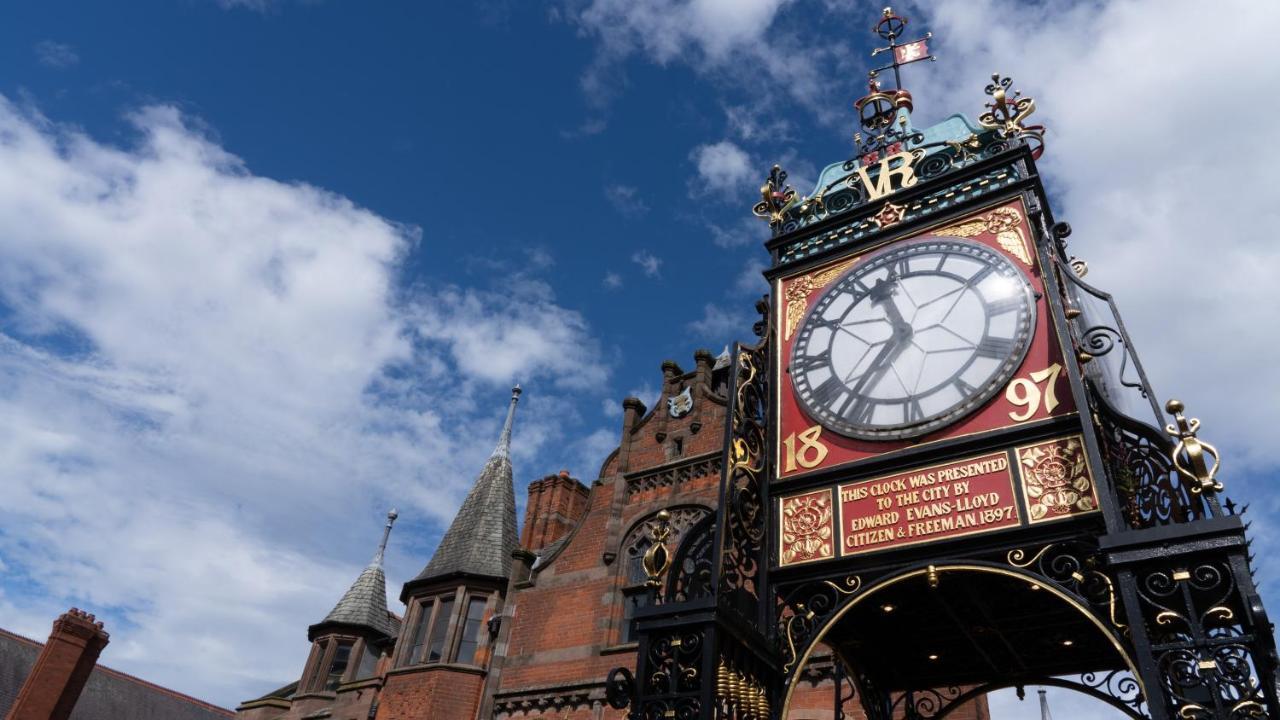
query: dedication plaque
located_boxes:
[838,451,1020,556]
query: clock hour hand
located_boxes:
[870,274,912,339]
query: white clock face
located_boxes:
[790,238,1036,440]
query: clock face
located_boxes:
[790,238,1036,440]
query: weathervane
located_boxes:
[852,7,935,161]
[868,7,935,92]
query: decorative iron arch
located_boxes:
[927,676,1146,720]
[778,562,1148,719]
[665,513,716,603]
[618,505,712,587]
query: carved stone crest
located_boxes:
[667,387,693,418]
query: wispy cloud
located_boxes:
[602,270,623,289]
[604,183,649,217]
[34,41,79,68]
[630,250,662,277]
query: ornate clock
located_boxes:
[790,237,1036,440]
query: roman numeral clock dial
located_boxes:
[790,238,1036,441]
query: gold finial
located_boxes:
[1165,400,1223,495]
[751,164,798,230]
[641,510,673,594]
[979,74,1046,158]
[927,564,940,589]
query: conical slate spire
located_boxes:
[317,510,398,638]
[416,386,521,582]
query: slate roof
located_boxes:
[316,511,398,639]
[0,627,234,720]
[415,386,521,582]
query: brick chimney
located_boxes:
[520,470,590,550]
[5,608,110,720]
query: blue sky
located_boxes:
[1,0,1278,715]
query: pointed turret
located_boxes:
[414,386,521,583]
[310,510,398,640]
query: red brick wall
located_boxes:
[493,354,727,718]
[377,665,484,720]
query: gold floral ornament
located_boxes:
[979,74,1046,159]
[1165,399,1223,495]
[752,164,799,230]
[783,259,856,342]
[934,206,1033,265]
[1018,437,1097,522]
[781,490,834,564]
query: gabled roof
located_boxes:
[414,387,521,583]
[314,511,398,639]
[0,627,234,719]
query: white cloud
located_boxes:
[686,302,752,344]
[734,256,768,296]
[708,216,770,249]
[568,0,851,125]
[603,270,624,289]
[604,183,649,217]
[0,96,611,706]
[34,41,79,68]
[690,140,754,199]
[900,0,1280,473]
[631,250,663,277]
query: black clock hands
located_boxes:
[848,275,913,402]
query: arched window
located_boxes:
[617,506,710,642]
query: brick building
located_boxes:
[1,609,233,720]
[234,357,987,719]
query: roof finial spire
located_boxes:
[370,508,398,567]
[493,384,521,459]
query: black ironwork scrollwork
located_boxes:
[1131,561,1273,718]
[716,310,770,632]
[606,666,636,710]
[667,514,716,604]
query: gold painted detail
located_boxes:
[1008,543,1055,569]
[715,660,770,718]
[780,490,835,565]
[822,575,862,596]
[1231,700,1265,718]
[752,164,798,230]
[1005,363,1063,422]
[781,604,816,674]
[782,424,829,472]
[935,206,1032,265]
[1070,257,1089,278]
[1017,436,1097,522]
[851,150,922,202]
[927,565,940,589]
[1165,399,1224,495]
[871,200,907,229]
[783,258,856,341]
[641,509,672,593]
[1205,606,1235,623]
[1179,704,1208,719]
[1172,570,1191,581]
[979,74,1045,158]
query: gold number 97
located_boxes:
[1006,363,1063,422]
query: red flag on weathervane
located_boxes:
[894,39,929,65]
